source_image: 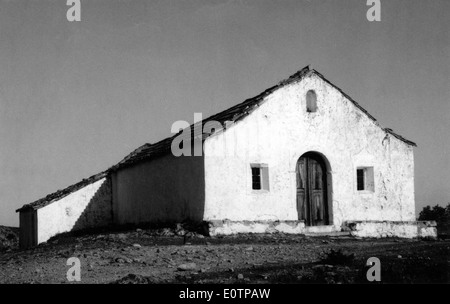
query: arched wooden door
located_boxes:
[296,153,329,226]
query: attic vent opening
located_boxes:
[306,90,317,113]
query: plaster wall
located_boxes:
[112,154,205,225]
[203,73,415,229]
[36,177,112,244]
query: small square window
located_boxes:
[251,164,270,191]
[251,167,261,190]
[357,167,374,192]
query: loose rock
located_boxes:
[177,263,197,271]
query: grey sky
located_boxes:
[0,0,449,226]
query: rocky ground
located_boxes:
[0,226,448,284]
[0,226,19,252]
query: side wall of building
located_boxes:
[36,177,112,244]
[112,154,205,225]
[203,73,415,228]
[19,209,37,248]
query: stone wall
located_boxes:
[208,220,305,236]
[207,220,437,238]
[343,220,437,238]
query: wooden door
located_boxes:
[296,153,328,226]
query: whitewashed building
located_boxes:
[17,66,436,248]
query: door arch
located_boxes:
[296,152,331,226]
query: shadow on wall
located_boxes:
[22,153,208,248]
[71,177,114,232]
[112,154,206,226]
[20,177,113,249]
[160,154,206,224]
[72,153,207,235]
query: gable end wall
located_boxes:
[203,74,415,227]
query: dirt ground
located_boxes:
[0,227,448,284]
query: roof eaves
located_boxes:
[16,171,109,213]
[384,128,417,147]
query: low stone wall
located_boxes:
[208,220,305,236]
[343,220,437,239]
[416,221,438,238]
[207,220,438,239]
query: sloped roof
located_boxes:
[109,66,313,171]
[16,65,416,212]
[16,171,109,212]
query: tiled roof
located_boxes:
[16,171,108,212]
[110,66,313,171]
[16,65,416,212]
